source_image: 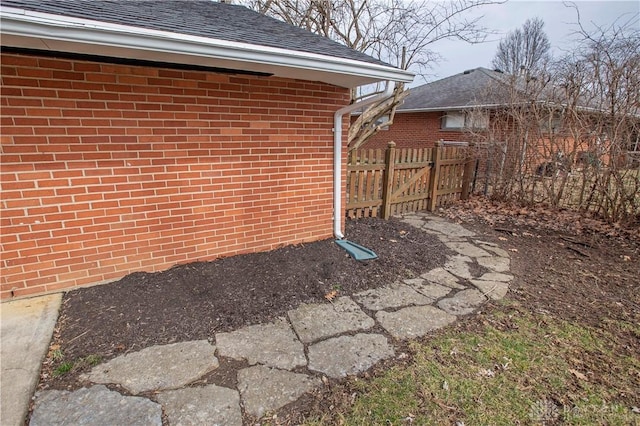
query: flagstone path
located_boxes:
[30,213,513,425]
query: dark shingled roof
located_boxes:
[400,67,513,111]
[2,0,389,67]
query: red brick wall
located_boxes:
[357,111,468,150]
[0,52,350,299]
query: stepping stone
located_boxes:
[307,333,394,378]
[157,385,241,426]
[376,305,457,339]
[237,366,320,418]
[477,256,510,273]
[400,217,425,228]
[477,272,513,282]
[437,289,487,316]
[420,268,466,289]
[444,255,474,279]
[445,242,492,258]
[216,318,305,369]
[84,340,218,394]
[438,234,468,243]
[422,221,475,237]
[405,280,452,300]
[471,279,509,300]
[479,244,511,258]
[354,283,432,311]
[30,385,161,426]
[287,297,374,343]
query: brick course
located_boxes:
[0,52,350,299]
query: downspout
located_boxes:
[333,81,396,239]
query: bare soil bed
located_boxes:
[37,200,640,424]
[39,217,451,391]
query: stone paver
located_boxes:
[307,333,394,378]
[443,255,474,279]
[30,385,161,426]
[437,289,487,316]
[157,385,242,426]
[420,267,466,289]
[215,318,305,369]
[471,279,509,300]
[404,278,453,299]
[376,305,457,339]
[422,220,476,237]
[477,256,511,273]
[287,296,374,343]
[85,341,218,394]
[445,241,492,258]
[19,212,514,424]
[237,366,320,418]
[354,283,432,311]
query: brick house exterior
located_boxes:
[0,1,412,299]
[354,111,468,150]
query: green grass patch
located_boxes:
[307,307,639,425]
[53,361,74,378]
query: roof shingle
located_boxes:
[2,0,390,67]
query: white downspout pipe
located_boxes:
[333,81,396,239]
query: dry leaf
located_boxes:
[498,237,508,241]
[390,239,398,243]
[509,248,518,252]
[622,255,631,261]
[324,290,338,301]
[569,368,588,381]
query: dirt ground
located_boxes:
[38,217,452,391]
[37,199,640,423]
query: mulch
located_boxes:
[41,217,451,391]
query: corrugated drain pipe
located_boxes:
[332,81,396,239]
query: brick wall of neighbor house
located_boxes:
[357,111,468,150]
[0,52,350,299]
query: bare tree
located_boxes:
[492,17,551,75]
[473,11,640,225]
[243,0,501,150]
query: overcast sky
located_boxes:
[416,0,639,87]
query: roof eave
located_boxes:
[397,103,505,113]
[0,7,414,88]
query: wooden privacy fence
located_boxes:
[346,141,475,219]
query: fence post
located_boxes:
[461,142,476,200]
[381,141,396,219]
[428,140,443,211]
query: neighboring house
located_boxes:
[0,0,413,299]
[360,67,507,150]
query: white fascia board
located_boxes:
[0,7,414,88]
[396,104,505,113]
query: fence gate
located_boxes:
[346,141,474,219]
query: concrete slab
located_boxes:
[443,255,474,279]
[1,294,62,426]
[420,268,466,289]
[437,289,487,316]
[477,272,514,283]
[404,279,453,300]
[471,279,510,300]
[376,305,457,339]
[353,283,432,311]
[475,242,511,258]
[307,333,394,378]
[477,256,511,273]
[215,318,305,370]
[157,385,242,426]
[422,221,475,237]
[287,297,374,343]
[85,340,218,394]
[445,242,492,258]
[237,366,320,418]
[30,385,161,426]
[399,217,426,228]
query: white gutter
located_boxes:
[333,82,396,239]
[0,7,413,88]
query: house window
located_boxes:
[441,111,488,130]
[375,114,390,130]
